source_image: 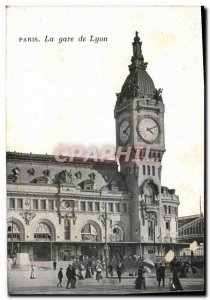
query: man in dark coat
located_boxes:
[135,263,146,289]
[157,263,165,287]
[66,264,72,289]
[116,262,125,283]
[70,264,77,288]
[57,268,63,287]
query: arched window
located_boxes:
[152,166,155,176]
[34,222,52,241]
[112,226,125,242]
[7,221,21,241]
[143,165,146,175]
[81,223,99,242]
[147,166,150,175]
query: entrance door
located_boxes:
[81,245,98,259]
[33,243,50,261]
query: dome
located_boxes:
[116,32,158,103]
[120,68,156,99]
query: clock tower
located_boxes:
[114,32,166,251]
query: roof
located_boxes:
[6,151,128,192]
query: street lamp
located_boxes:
[48,234,53,261]
[99,202,108,278]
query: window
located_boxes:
[176,221,178,232]
[168,206,171,214]
[48,200,54,210]
[40,200,46,210]
[9,198,15,209]
[148,221,154,240]
[152,166,155,176]
[81,223,99,242]
[87,202,93,211]
[95,202,100,212]
[108,203,113,212]
[64,219,70,240]
[17,198,23,209]
[34,222,51,241]
[143,165,146,175]
[115,203,120,212]
[80,202,86,212]
[122,203,127,213]
[147,166,150,175]
[33,199,38,210]
[166,221,170,231]
[164,205,167,214]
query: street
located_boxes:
[8,266,205,295]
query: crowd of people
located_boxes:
[29,255,198,291]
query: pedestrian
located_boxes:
[155,261,160,286]
[95,260,103,283]
[85,261,93,278]
[157,262,165,287]
[171,269,183,291]
[57,268,63,287]
[107,261,113,277]
[71,264,77,288]
[53,261,57,270]
[135,263,146,289]
[116,261,124,283]
[66,264,72,289]
[179,262,188,278]
[30,265,35,279]
[33,265,36,278]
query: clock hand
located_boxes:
[148,125,158,130]
[124,125,130,133]
[146,127,154,134]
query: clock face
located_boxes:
[119,120,131,144]
[138,118,159,143]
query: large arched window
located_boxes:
[81,223,99,242]
[34,222,52,241]
[111,225,125,242]
[7,221,21,241]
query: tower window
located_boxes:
[80,202,86,212]
[152,166,155,176]
[166,221,170,231]
[95,202,100,212]
[115,203,120,212]
[87,202,93,211]
[64,219,71,240]
[48,200,54,210]
[143,165,146,175]
[33,199,38,210]
[17,198,23,209]
[9,198,15,209]
[40,200,46,210]
[122,203,127,212]
[108,203,113,212]
[147,166,150,175]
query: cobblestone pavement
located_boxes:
[8,267,205,295]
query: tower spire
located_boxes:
[130,31,148,71]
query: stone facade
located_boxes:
[7,32,180,261]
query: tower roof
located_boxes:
[119,32,156,100]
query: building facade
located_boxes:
[7,32,180,261]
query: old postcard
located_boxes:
[6,6,205,295]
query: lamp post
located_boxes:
[48,234,53,261]
[99,203,108,278]
[11,217,14,258]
